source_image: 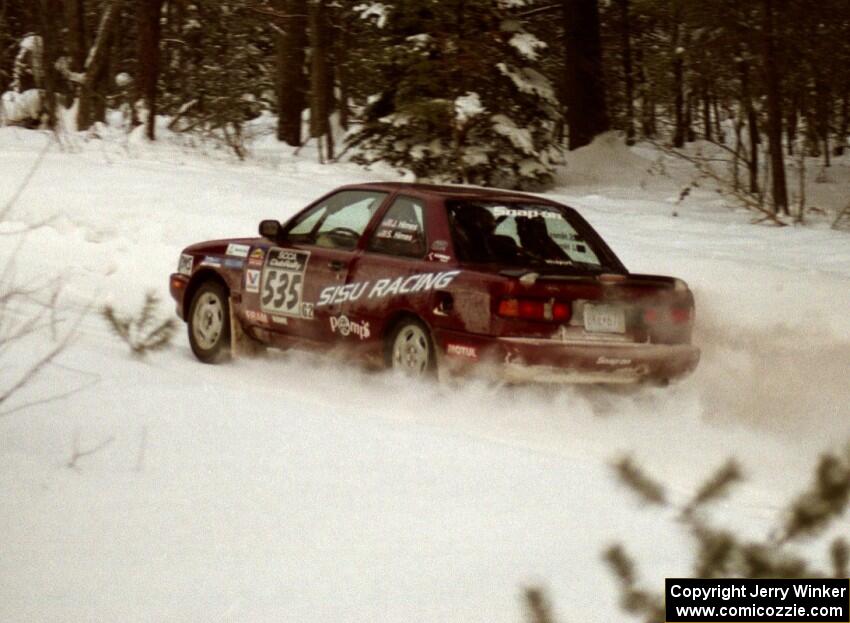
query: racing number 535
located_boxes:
[259,248,310,318]
[262,269,302,313]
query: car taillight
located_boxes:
[670,307,691,324]
[519,299,544,318]
[552,301,571,321]
[497,298,571,322]
[643,306,691,324]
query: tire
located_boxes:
[187,281,231,363]
[387,318,436,378]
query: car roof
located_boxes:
[340,181,563,206]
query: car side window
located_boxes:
[366,196,427,259]
[287,190,388,251]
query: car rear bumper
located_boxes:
[434,330,700,384]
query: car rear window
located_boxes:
[446,201,612,270]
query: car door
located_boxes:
[244,189,390,345]
[343,195,456,344]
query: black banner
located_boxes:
[665,578,849,622]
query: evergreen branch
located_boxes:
[603,545,664,622]
[830,538,848,578]
[690,523,735,578]
[101,291,175,357]
[604,544,636,586]
[613,456,667,506]
[524,587,556,623]
[781,451,850,543]
[682,459,742,518]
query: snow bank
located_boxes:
[0,89,42,124]
[554,131,657,188]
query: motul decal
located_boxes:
[446,343,478,360]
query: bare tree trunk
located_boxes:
[796,136,806,223]
[836,85,849,157]
[814,75,831,166]
[173,0,187,104]
[275,0,308,145]
[671,1,685,148]
[38,0,59,129]
[702,85,712,141]
[66,0,87,68]
[137,0,164,140]
[739,57,759,194]
[685,91,696,142]
[617,0,635,144]
[762,0,788,214]
[672,56,685,147]
[66,0,92,129]
[712,95,722,141]
[787,96,798,156]
[309,0,333,161]
[336,12,351,131]
[635,46,654,138]
[76,0,123,132]
[732,112,743,191]
[562,0,610,149]
[92,28,114,124]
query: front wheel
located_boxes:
[187,281,231,363]
[387,319,435,378]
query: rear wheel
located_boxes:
[388,319,435,377]
[187,281,231,363]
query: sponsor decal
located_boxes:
[427,252,451,263]
[261,247,313,319]
[244,309,268,324]
[596,356,632,366]
[247,248,265,266]
[178,253,193,275]
[492,206,561,220]
[316,270,460,307]
[375,227,415,242]
[431,239,449,251]
[245,269,261,293]
[271,315,288,325]
[375,218,420,242]
[200,255,222,267]
[266,248,308,271]
[224,258,244,269]
[226,243,250,258]
[329,314,371,340]
[446,343,478,360]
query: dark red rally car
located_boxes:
[169,183,699,384]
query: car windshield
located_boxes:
[447,201,615,271]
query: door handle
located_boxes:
[328,259,346,271]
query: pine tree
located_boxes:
[347,0,562,190]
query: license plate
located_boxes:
[584,304,626,333]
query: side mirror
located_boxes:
[259,219,281,240]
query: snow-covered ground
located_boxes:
[1,126,848,622]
